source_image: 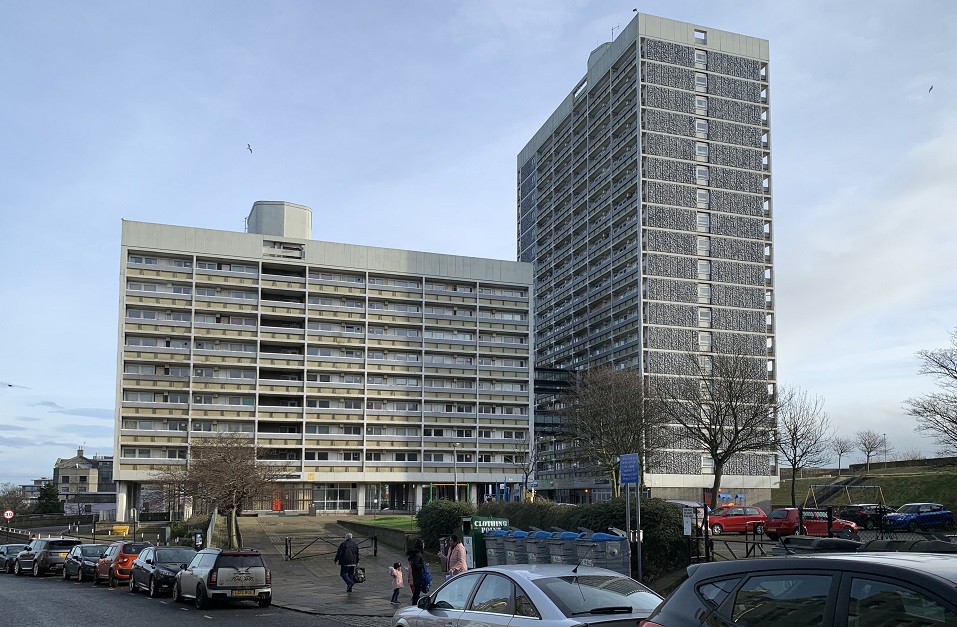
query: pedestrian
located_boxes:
[447,534,468,577]
[407,538,426,605]
[334,532,360,592]
[389,561,404,604]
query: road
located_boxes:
[0,570,377,627]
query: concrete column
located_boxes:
[357,484,366,515]
[115,481,129,522]
[414,484,423,511]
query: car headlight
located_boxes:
[156,567,177,576]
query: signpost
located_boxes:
[619,453,642,582]
[2,509,13,522]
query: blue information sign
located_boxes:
[620,453,640,484]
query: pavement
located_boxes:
[239,514,433,627]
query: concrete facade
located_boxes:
[113,205,533,520]
[518,13,777,504]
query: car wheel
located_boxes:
[63,566,71,580]
[173,580,184,603]
[908,521,919,532]
[32,561,41,577]
[129,575,138,593]
[195,583,210,610]
[77,568,85,583]
[754,523,765,535]
[711,524,723,535]
[109,569,118,588]
[14,560,23,576]
[148,576,159,598]
[257,596,272,608]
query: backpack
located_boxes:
[421,563,432,592]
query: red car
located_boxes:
[707,505,767,535]
[94,541,152,587]
[764,508,859,540]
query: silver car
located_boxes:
[173,548,271,609]
[391,564,662,627]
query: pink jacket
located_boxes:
[448,543,468,575]
[390,566,404,588]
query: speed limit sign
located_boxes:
[2,510,13,521]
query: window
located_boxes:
[342,425,361,435]
[695,143,710,162]
[123,392,156,402]
[698,284,712,304]
[848,578,957,626]
[698,355,713,375]
[394,427,418,437]
[695,49,708,67]
[478,454,492,463]
[698,308,712,327]
[469,573,514,615]
[395,452,418,462]
[696,236,711,256]
[695,72,708,91]
[694,29,707,44]
[304,451,329,461]
[695,96,708,115]
[365,452,382,461]
[424,428,444,437]
[455,429,473,438]
[192,421,213,432]
[696,212,710,233]
[478,430,492,439]
[342,452,360,461]
[698,331,713,352]
[343,400,362,410]
[731,575,831,626]
[696,166,710,184]
[124,364,156,375]
[697,260,711,280]
[695,119,709,138]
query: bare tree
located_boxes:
[856,430,884,473]
[0,482,27,514]
[558,366,668,497]
[905,329,957,454]
[154,434,290,548]
[776,386,831,507]
[830,437,855,477]
[656,343,776,506]
[896,449,926,462]
[510,438,538,501]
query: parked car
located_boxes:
[837,504,898,530]
[390,564,662,627]
[94,541,152,587]
[763,508,859,540]
[174,548,271,609]
[643,552,957,626]
[129,546,197,597]
[707,505,767,535]
[883,502,955,531]
[14,538,82,576]
[62,543,108,581]
[0,543,29,574]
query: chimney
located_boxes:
[77,446,84,458]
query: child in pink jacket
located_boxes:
[389,562,404,604]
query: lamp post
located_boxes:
[452,442,459,501]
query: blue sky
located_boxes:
[2,1,955,484]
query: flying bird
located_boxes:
[247,144,253,153]
[928,85,933,93]
[0,380,29,389]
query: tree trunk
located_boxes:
[710,466,724,509]
[790,466,798,507]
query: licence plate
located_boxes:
[59,553,68,557]
[233,590,255,597]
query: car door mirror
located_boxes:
[417,595,431,609]
[100,553,106,559]
[145,559,153,565]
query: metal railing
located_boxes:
[284,534,377,561]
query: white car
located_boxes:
[173,548,271,609]
[391,563,661,627]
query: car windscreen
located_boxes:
[216,555,264,569]
[768,510,788,519]
[156,548,197,563]
[122,543,151,554]
[48,540,81,550]
[532,575,661,616]
[896,505,921,514]
[82,546,106,557]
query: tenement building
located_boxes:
[518,14,777,506]
[114,202,533,519]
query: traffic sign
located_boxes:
[2,509,13,521]
[620,453,640,484]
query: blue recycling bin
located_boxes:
[524,530,553,564]
[484,529,510,566]
[576,532,630,575]
[504,530,529,564]
[547,531,583,565]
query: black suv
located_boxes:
[174,548,271,609]
[645,552,957,626]
[837,503,898,530]
[15,538,82,576]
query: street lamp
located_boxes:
[452,442,460,501]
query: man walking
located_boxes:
[334,532,360,592]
